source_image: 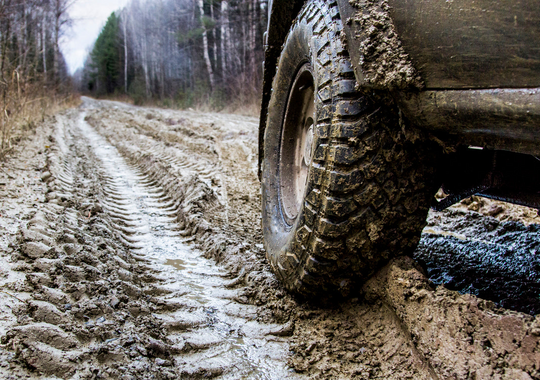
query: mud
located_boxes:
[0,100,294,379]
[417,207,540,315]
[0,98,539,379]
[348,0,423,89]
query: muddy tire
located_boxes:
[261,0,438,297]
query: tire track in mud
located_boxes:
[6,99,538,379]
[81,99,540,379]
[0,107,297,379]
[75,112,295,378]
[80,101,444,379]
[416,209,540,315]
[150,149,231,227]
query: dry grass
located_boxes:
[217,72,262,117]
[0,71,79,159]
[147,71,263,117]
[124,92,260,117]
[220,100,260,117]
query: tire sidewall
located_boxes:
[262,18,314,274]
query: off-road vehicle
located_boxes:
[259,0,540,296]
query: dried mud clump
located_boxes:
[349,0,423,89]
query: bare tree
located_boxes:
[0,0,75,155]
[197,0,215,92]
[81,0,268,108]
[220,0,230,81]
[52,0,76,84]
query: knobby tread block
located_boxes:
[333,79,357,97]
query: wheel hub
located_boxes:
[279,63,316,224]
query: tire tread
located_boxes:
[264,0,438,297]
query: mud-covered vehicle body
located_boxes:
[258,0,540,296]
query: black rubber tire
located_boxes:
[261,0,438,297]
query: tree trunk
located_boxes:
[220,0,228,81]
[142,37,150,97]
[42,16,47,77]
[210,2,217,68]
[53,0,61,84]
[123,15,128,93]
[250,0,258,85]
[197,0,214,92]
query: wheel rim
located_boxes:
[279,63,315,225]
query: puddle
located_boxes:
[77,112,297,379]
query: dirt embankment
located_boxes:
[0,98,539,379]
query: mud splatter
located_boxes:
[348,0,423,89]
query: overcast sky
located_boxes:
[61,0,132,74]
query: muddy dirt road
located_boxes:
[0,97,539,379]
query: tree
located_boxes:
[0,0,75,155]
[90,12,122,94]
[197,0,215,92]
[81,0,268,109]
[52,0,76,84]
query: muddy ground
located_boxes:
[0,97,539,379]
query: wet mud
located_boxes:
[348,0,423,89]
[417,208,540,315]
[0,100,294,379]
[0,98,539,379]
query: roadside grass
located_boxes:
[0,71,80,160]
[87,92,261,117]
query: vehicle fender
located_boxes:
[342,0,540,90]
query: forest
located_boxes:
[0,0,267,159]
[0,0,74,156]
[78,0,269,112]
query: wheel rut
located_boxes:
[0,105,298,379]
[73,112,295,378]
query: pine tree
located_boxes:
[90,13,122,94]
